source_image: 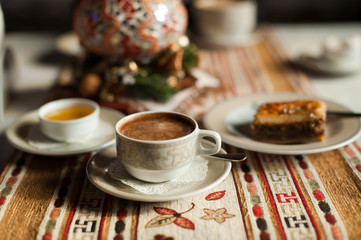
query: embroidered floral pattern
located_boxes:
[291,155,347,240]
[339,144,361,180]
[200,208,235,223]
[0,153,28,222]
[113,199,128,240]
[258,154,316,238]
[146,203,195,230]
[236,158,275,239]
[0,154,26,211]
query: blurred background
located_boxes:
[1,0,361,33]
[0,0,360,165]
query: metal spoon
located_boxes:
[207,152,247,162]
[327,111,361,117]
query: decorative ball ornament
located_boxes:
[73,0,188,60]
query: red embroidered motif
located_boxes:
[174,217,195,229]
[146,203,195,230]
[154,207,177,215]
[252,205,263,218]
[0,196,6,206]
[205,190,226,201]
[5,176,16,187]
[260,231,271,240]
[50,208,61,219]
[11,167,21,177]
[153,234,174,240]
[356,164,361,172]
[313,190,325,201]
[54,198,65,208]
[114,235,124,240]
[246,183,257,194]
[303,169,314,179]
[344,146,354,157]
[331,225,342,240]
[325,213,337,224]
[244,173,253,183]
[117,209,127,220]
[42,231,52,240]
[276,192,298,203]
[298,161,308,169]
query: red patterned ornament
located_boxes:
[73,0,188,60]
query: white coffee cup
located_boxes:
[115,111,222,182]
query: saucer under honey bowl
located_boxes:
[6,99,124,156]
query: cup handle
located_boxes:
[197,129,222,156]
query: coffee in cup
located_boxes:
[115,111,222,182]
[118,112,195,141]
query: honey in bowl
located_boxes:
[45,105,94,121]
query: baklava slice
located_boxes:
[250,100,326,144]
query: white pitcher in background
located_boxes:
[0,4,5,122]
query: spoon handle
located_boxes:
[327,111,361,117]
[207,152,247,162]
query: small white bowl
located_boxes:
[38,98,100,142]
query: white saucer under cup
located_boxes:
[86,141,231,202]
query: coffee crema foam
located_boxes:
[119,113,195,141]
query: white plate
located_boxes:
[203,92,361,155]
[296,55,361,75]
[6,107,124,156]
[86,144,231,202]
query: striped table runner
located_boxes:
[1,27,361,240]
